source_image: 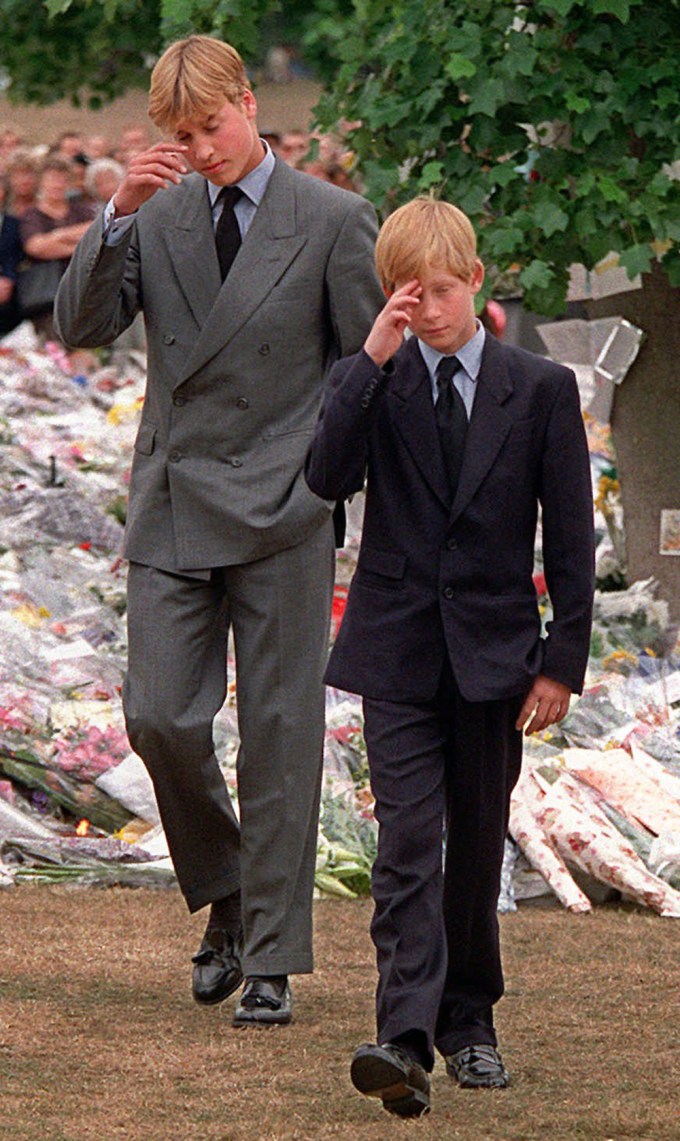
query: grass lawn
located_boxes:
[0,887,676,1140]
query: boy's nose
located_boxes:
[194,138,214,161]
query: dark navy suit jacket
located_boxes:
[305,333,595,704]
[0,212,23,333]
[0,212,22,280]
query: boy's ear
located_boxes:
[241,89,258,119]
[470,259,485,294]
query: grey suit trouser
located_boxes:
[122,520,335,976]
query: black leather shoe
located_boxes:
[350,1043,431,1118]
[191,927,243,1006]
[445,1044,510,1088]
[232,976,293,1026]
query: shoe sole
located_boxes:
[192,971,244,1006]
[232,1010,293,1027]
[450,1073,509,1089]
[351,1051,430,1118]
[446,1064,509,1089]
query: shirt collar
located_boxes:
[417,321,486,381]
[206,140,275,207]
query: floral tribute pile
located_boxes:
[0,324,678,912]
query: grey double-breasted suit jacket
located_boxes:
[55,159,384,572]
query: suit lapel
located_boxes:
[450,334,515,520]
[388,338,451,509]
[169,175,221,330]
[172,163,307,384]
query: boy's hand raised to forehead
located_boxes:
[113,142,189,218]
[364,280,421,368]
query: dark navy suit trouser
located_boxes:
[362,660,523,1069]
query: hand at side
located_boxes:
[515,674,572,736]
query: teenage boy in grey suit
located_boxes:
[306,197,594,1115]
[55,35,383,1026]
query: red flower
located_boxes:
[533,572,547,597]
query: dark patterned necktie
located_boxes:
[215,186,243,280]
[435,355,468,500]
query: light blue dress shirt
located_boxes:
[417,322,486,420]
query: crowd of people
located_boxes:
[0,118,360,342]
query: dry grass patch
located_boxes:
[0,888,677,1140]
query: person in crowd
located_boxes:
[0,124,24,171]
[66,152,91,206]
[305,196,595,1117]
[84,158,125,208]
[84,134,113,161]
[52,130,85,160]
[0,174,23,336]
[55,34,383,1027]
[259,128,282,155]
[113,123,153,166]
[19,155,94,338]
[5,149,40,219]
[279,128,309,167]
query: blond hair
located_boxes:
[375,197,479,291]
[148,35,249,132]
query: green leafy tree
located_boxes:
[313,0,679,315]
[0,0,278,107]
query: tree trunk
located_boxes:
[585,263,680,621]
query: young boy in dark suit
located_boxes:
[305,198,594,1118]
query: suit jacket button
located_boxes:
[447,539,458,551]
[443,586,454,599]
[231,457,243,467]
[236,397,249,409]
[163,333,176,345]
[360,396,370,409]
[258,343,271,356]
[168,449,182,463]
[173,395,186,407]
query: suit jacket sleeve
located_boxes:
[539,369,595,692]
[324,196,385,361]
[54,214,141,348]
[305,348,386,500]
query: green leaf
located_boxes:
[593,0,632,22]
[418,161,445,188]
[619,243,653,277]
[519,259,554,292]
[445,53,477,81]
[467,78,505,118]
[565,92,591,114]
[548,0,578,14]
[579,109,610,145]
[598,176,629,205]
[44,0,73,14]
[663,249,680,287]
[485,227,525,257]
[489,162,520,188]
[456,183,488,216]
[533,200,570,238]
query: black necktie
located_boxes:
[435,355,468,500]
[215,186,243,280]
